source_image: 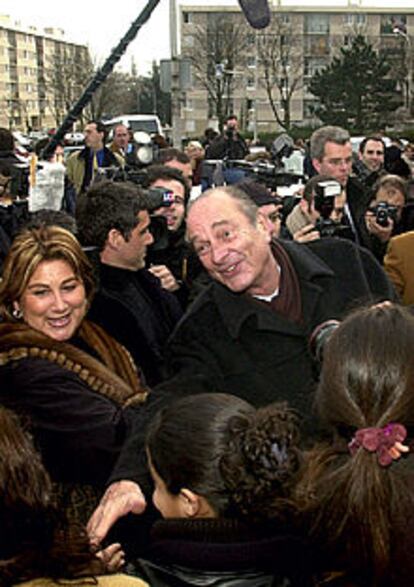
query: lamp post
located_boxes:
[393,28,412,116]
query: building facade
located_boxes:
[178,1,414,137]
[0,15,90,131]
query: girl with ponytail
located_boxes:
[301,303,414,587]
[135,393,312,586]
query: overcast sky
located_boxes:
[1,0,412,74]
[0,0,173,74]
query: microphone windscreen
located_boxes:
[238,0,271,29]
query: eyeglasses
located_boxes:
[324,157,353,167]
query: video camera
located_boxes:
[369,201,398,228]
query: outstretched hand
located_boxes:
[87,480,147,546]
[96,542,126,573]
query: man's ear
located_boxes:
[256,209,272,242]
[107,228,123,250]
[312,158,322,174]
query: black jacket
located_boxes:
[88,264,183,386]
[134,518,313,587]
[206,133,248,160]
[158,238,395,419]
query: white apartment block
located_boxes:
[177,1,414,137]
[0,14,90,131]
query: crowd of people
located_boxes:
[0,118,413,586]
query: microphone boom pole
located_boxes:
[44,0,161,157]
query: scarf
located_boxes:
[0,320,148,407]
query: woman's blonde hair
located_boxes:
[0,225,95,321]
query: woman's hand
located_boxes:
[96,542,125,573]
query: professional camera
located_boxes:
[313,180,353,239]
[370,201,398,228]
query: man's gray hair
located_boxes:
[187,185,259,226]
[310,126,351,161]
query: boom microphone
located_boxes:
[238,0,271,29]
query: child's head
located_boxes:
[146,393,302,521]
[316,303,414,431]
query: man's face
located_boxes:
[259,203,282,238]
[313,141,353,187]
[113,125,129,150]
[116,210,154,270]
[84,123,104,151]
[151,179,186,232]
[187,191,276,297]
[359,139,384,172]
[164,160,193,187]
[226,117,238,132]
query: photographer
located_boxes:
[361,174,408,263]
[284,175,349,243]
[144,165,204,307]
[205,115,248,162]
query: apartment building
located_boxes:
[178,1,414,137]
[0,15,90,131]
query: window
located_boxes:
[183,11,192,24]
[304,35,330,56]
[304,57,328,77]
[247,56,256,68]
[305,14,329,34]
[246,76,255,90]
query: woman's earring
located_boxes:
[12,308,23,320]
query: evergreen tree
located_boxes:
[309,35,402,132]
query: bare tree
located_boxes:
[257,16,303,131]
[182,14,250,130]
[45,43,93,126]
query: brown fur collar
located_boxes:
[0,320,148,407]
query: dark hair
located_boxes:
[0,127,14,152]
[157,147,190,166]
[0,406,102,585]
[34,137,64,159]
[147,393,302,522]
[226,115,238,123]
[302,304,414,584]
[145,164,190,203]
[358,136,385,155]
[24,209,78,235]
[76,179,148,250]
[86,120,107,141]
[372,173,408,203]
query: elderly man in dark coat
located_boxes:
[87,184,396,546]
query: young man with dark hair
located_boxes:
[77,179,182,386]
